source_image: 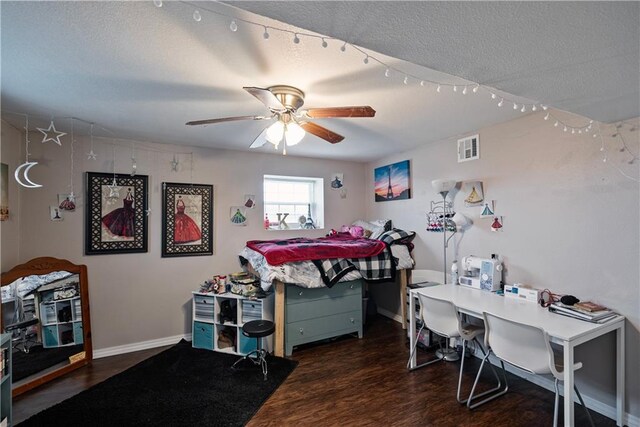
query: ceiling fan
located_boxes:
[185,85,375,152]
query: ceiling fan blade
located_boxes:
[243,87,286,111]
[304,106,376,119]
[300,122,345,144]
[249,127,270,148]
[185,115,271,126]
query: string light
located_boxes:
[158,1,605,138]
[532,105,537,112]
[193,10,201,22]
[262,27,269,39]
[403,76,408,85]
[544,113,550,120]
[513,103,518,110]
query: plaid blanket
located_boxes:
[312,244,396,287]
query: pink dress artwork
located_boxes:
[102,188,135,237]
[174,196,201,243]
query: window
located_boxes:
[263,175,324,230]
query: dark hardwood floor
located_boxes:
[13,315,614,426]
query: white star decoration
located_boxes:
[37,121,66,146]
[107,178,120,199]
[170,156,179,172]
[87,150,97,160]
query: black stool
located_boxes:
[5,318,39,353]
[232,319,275,381]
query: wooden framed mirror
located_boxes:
[1,257,92,396]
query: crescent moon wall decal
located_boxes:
[14,162,43,188]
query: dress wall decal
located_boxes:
[174,196,202,243]
[102,188,135,237]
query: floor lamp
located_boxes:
[431,179,457,284]
[431,179,459,362]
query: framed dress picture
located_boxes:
[161,182,213,257]
[85,172,148,255]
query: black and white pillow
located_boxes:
[378,228,416,245]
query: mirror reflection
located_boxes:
[0,258,91,395]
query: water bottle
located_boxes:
[451,260,459,285]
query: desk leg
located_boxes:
[408,290,416,369]
[563,343,575,427]
[616,322,625,426]
[274,281,285,357]
[400,269,409,330]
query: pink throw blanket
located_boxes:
[246,232,386,266]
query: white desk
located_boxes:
[408,284,625,427]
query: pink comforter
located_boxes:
[246,232,386,266]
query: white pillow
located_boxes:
[352,220,386,240]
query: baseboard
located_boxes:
[93,333,192,359]
[376,307,403,324]
[471,348,638,426]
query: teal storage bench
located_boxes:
[285,280,363,356]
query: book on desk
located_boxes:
[548,302,617,323]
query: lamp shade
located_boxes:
[452,212,472,231]
[285,122,305,146]
[266,121,285,144]
[431,179,457,195]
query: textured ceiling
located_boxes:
[234,1,640,124]
[1,1,637,162]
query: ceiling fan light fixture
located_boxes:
[285,122,305,146]
[266,120,285,144]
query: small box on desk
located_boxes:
[504,283,540,303]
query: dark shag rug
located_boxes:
[19,339,297,426]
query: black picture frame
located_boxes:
[85,172,148,255]
[161,182,213,257]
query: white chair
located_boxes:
[471,312,595,426]
[408,294,506,404]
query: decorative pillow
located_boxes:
[351,219,392,239]
[378,228,416,245]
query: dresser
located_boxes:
[285,280,363,356]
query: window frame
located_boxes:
[263,174,324,230]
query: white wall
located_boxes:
[0,120,23,272]
[0,124,367,351]
[366,111,640,419]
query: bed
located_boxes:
[239,229,416,356]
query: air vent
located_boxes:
[457,134,480,162]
